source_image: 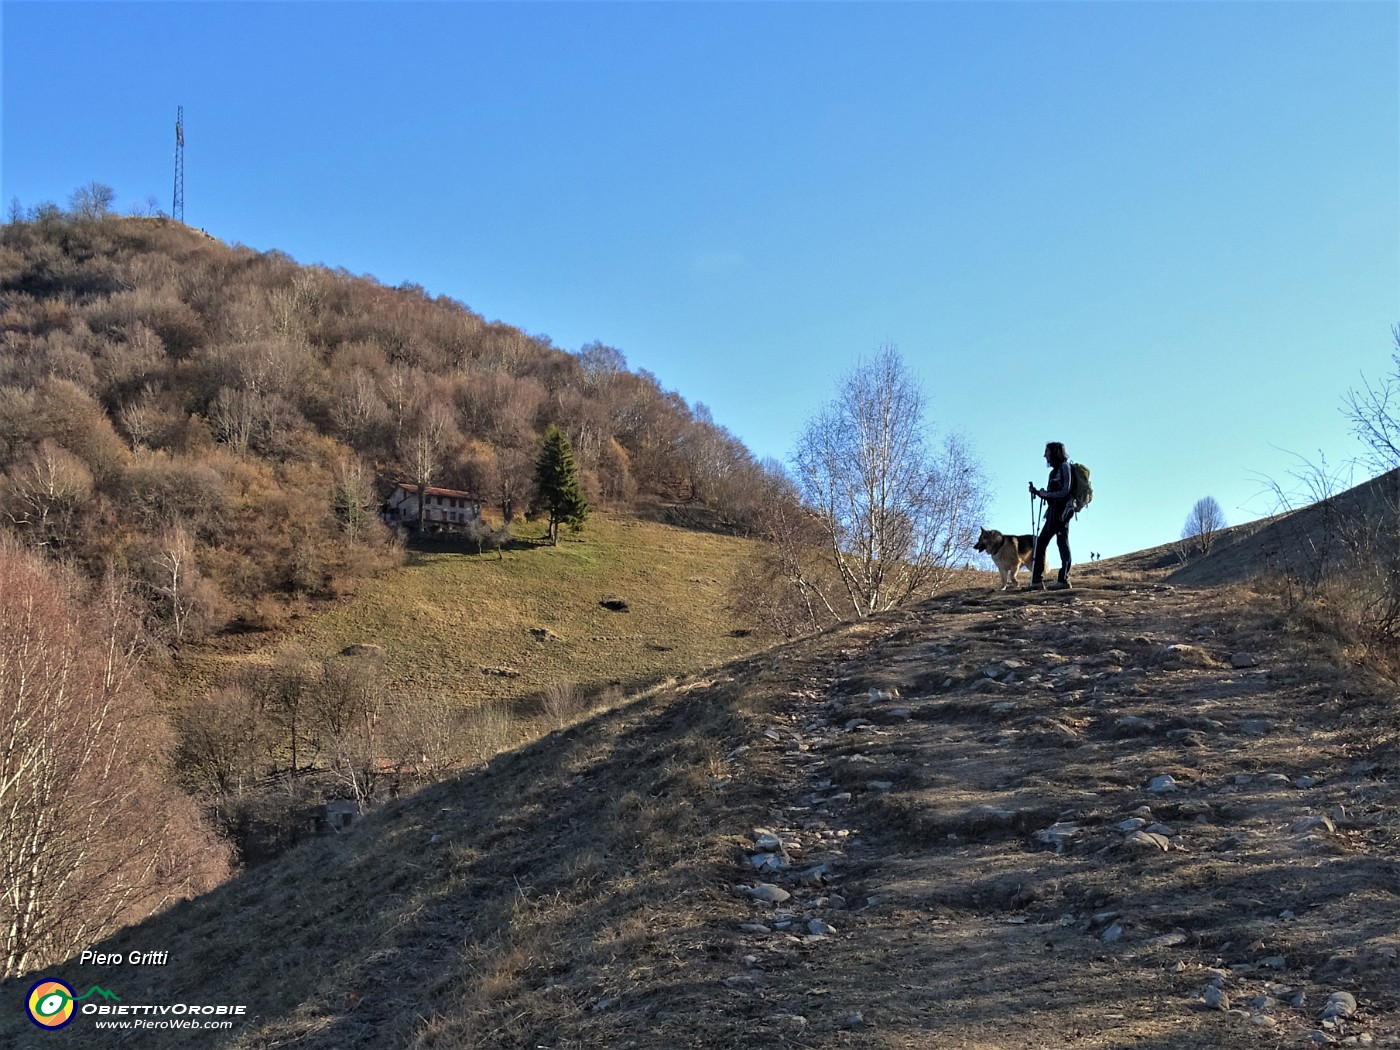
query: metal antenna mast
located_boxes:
[172,106,185,223]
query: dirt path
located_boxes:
[706,577,1400,1048]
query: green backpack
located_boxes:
[1070,462,1093,512]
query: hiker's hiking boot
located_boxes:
[1022,580,1045,591]
[1048,579,1072,591]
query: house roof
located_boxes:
[393,482,479,501]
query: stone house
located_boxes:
[383,483,482,531]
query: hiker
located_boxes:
[1026,441,1073,591]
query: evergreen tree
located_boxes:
[531,424,588,545]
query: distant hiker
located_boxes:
[1025,441,1073,591]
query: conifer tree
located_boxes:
[531,424,588,545]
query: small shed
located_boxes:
[321,800,361,832]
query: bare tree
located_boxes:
[332,367,388,449]
[117,389,162,451]
[126,195,163,218]
[1337,337,1400,644]
[399,401,458,531]
[381,363,417,446]
[256,648,319,774]
[731,462,843,636]
[1,440,93,549]
[207,385,261,453]
[0,539,231,978]
[315,649,388,805]
[401,431,441,531]
[150,526,200,644]
[382,692,462,779]
[332,456,377,538]
[176,683,270,799]
[794,346,986,617]
[1181,496,1227,554]
[67,181,116,220]
[577,341,627,391]
[1344,326,1400,473]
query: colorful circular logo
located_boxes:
[27,979,76,1029]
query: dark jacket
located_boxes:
[1039,462,1073,525]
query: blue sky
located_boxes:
[3,1,1396,558]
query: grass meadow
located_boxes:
[173,513,766,727]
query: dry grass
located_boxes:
[169,512,765,719]
[539,679,583,729]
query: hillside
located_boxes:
[7,560,1397,1049]
[1095,468,1400,589]
[176,511,766,716]
[1167,469,1400,589]
[0,210,784,639]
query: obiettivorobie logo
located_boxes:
[24,977,247,1032]
[26,980,120,1029]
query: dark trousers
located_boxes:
[1033,507,1071,583]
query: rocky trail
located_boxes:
[699,576,1400,1048]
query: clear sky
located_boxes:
[3,1,1397,557]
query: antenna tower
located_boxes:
[172,106,185,223]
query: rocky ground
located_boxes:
[681,574,1400,1048]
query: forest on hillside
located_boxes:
[0,201,787,639]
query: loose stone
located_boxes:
[1203,985,1230,1010]
[753,830,783,851]
[1126,830,1171,852]
[750,852,790,873]
[1322,992,1357,1019]
[746,883,792,903]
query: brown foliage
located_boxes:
[1,203,789,637]
[0,440,93,550]
[0,540,233,979]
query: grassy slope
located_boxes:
[172,512,764,719]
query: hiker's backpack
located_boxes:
[1070,462,1093,512]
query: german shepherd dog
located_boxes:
[975,527,1036,590]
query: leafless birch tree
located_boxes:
[1,440,93,549]
[0,540,231,978]
[1181,496,1227,554]
[794,346,986,617]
